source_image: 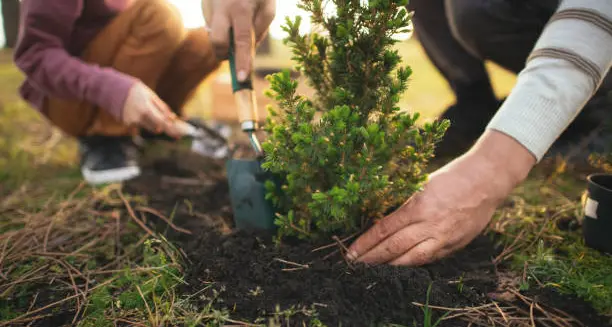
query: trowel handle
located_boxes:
[228,28,259,131]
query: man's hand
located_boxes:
[204,0,276,81]
[122,82,183,138]
[347,130,536,266]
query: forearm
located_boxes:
[14,1,136,120]
[16,48,135,118]
[486,0,612,162]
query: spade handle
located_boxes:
[228,29,259,132]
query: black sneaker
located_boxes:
[78,136,141,185]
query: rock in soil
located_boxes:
[122,146,612,327]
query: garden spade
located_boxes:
[175,49,279,231]
[222,40,279,232]
[201,1,279,232]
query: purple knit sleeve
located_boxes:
[13,0,136,120]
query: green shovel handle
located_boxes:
[228,28,254,93]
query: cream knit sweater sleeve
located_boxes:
[486,0,612,162]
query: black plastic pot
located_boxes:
[583,173,612,254]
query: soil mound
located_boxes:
[122,151,612,327]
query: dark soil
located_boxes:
[121,144,612,327]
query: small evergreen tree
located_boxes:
[261,0,449,240]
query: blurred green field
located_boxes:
[0,35,518,190]
[253,37,517,119]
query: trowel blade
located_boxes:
[226,158,277,232]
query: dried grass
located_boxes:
[413,287,585,327]
[0,182,189,325]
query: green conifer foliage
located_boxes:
[261,0,449,240]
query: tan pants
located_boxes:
[43,0,221,137]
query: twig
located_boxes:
[135,206,192,235]
[506,288,584,327]
[114,318,149,327]
[0,233,12,270]
[322,249,340,261]
[42,220,54,253]
[99,235,149,271]
[273,258,309,269]
[33,252,89,258]
[0,277,118,326]
[493,301,509,324]
[535,303,571,327]
[311,233,358,252]
[0,314,53,326]
[89,265,181,276]
[136,285,154,323]
[57,259,83,324]
[27,292,39,313]
[108,210,121,258]
[411,302,496,312]
[332,235,354,268]
[0,276,48,290]
[493,229,526,264]
[116,190,155,237]
[0,264,49,296]
[219,317,255,326]
[70,229,112,256]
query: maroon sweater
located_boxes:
[13,0,137,121]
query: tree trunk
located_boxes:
[2,0,20,48]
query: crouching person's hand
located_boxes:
[203,0,276,81]
[122,82,182,138]
[347,130,536,266]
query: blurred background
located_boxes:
[0,0,516,125]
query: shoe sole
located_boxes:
[82,166,141,185]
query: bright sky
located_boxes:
[167,0,311,39]
[0,1,307,47]
[166,0,410,40]
[0,1,408,47]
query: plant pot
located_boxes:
[226,158,279,232]
[582,173,612,254]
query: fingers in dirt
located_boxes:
[351,223,432,265]
[347,201,419,261]
[388,238,443,266]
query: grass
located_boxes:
[490,169,612,318]
[1,34,611,327]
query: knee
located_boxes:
[131,0,185,46]
[445,0,487,58]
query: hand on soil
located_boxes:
[122,81,182,138]
[347,130,536,266]
[204,0,276,80]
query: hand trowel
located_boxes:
[222,30,281,232]
[174,55,279,232]
[193,2,280,232]
[173,62,278,232]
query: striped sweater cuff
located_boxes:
[486,0,612,162]
[487,72,580,161]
